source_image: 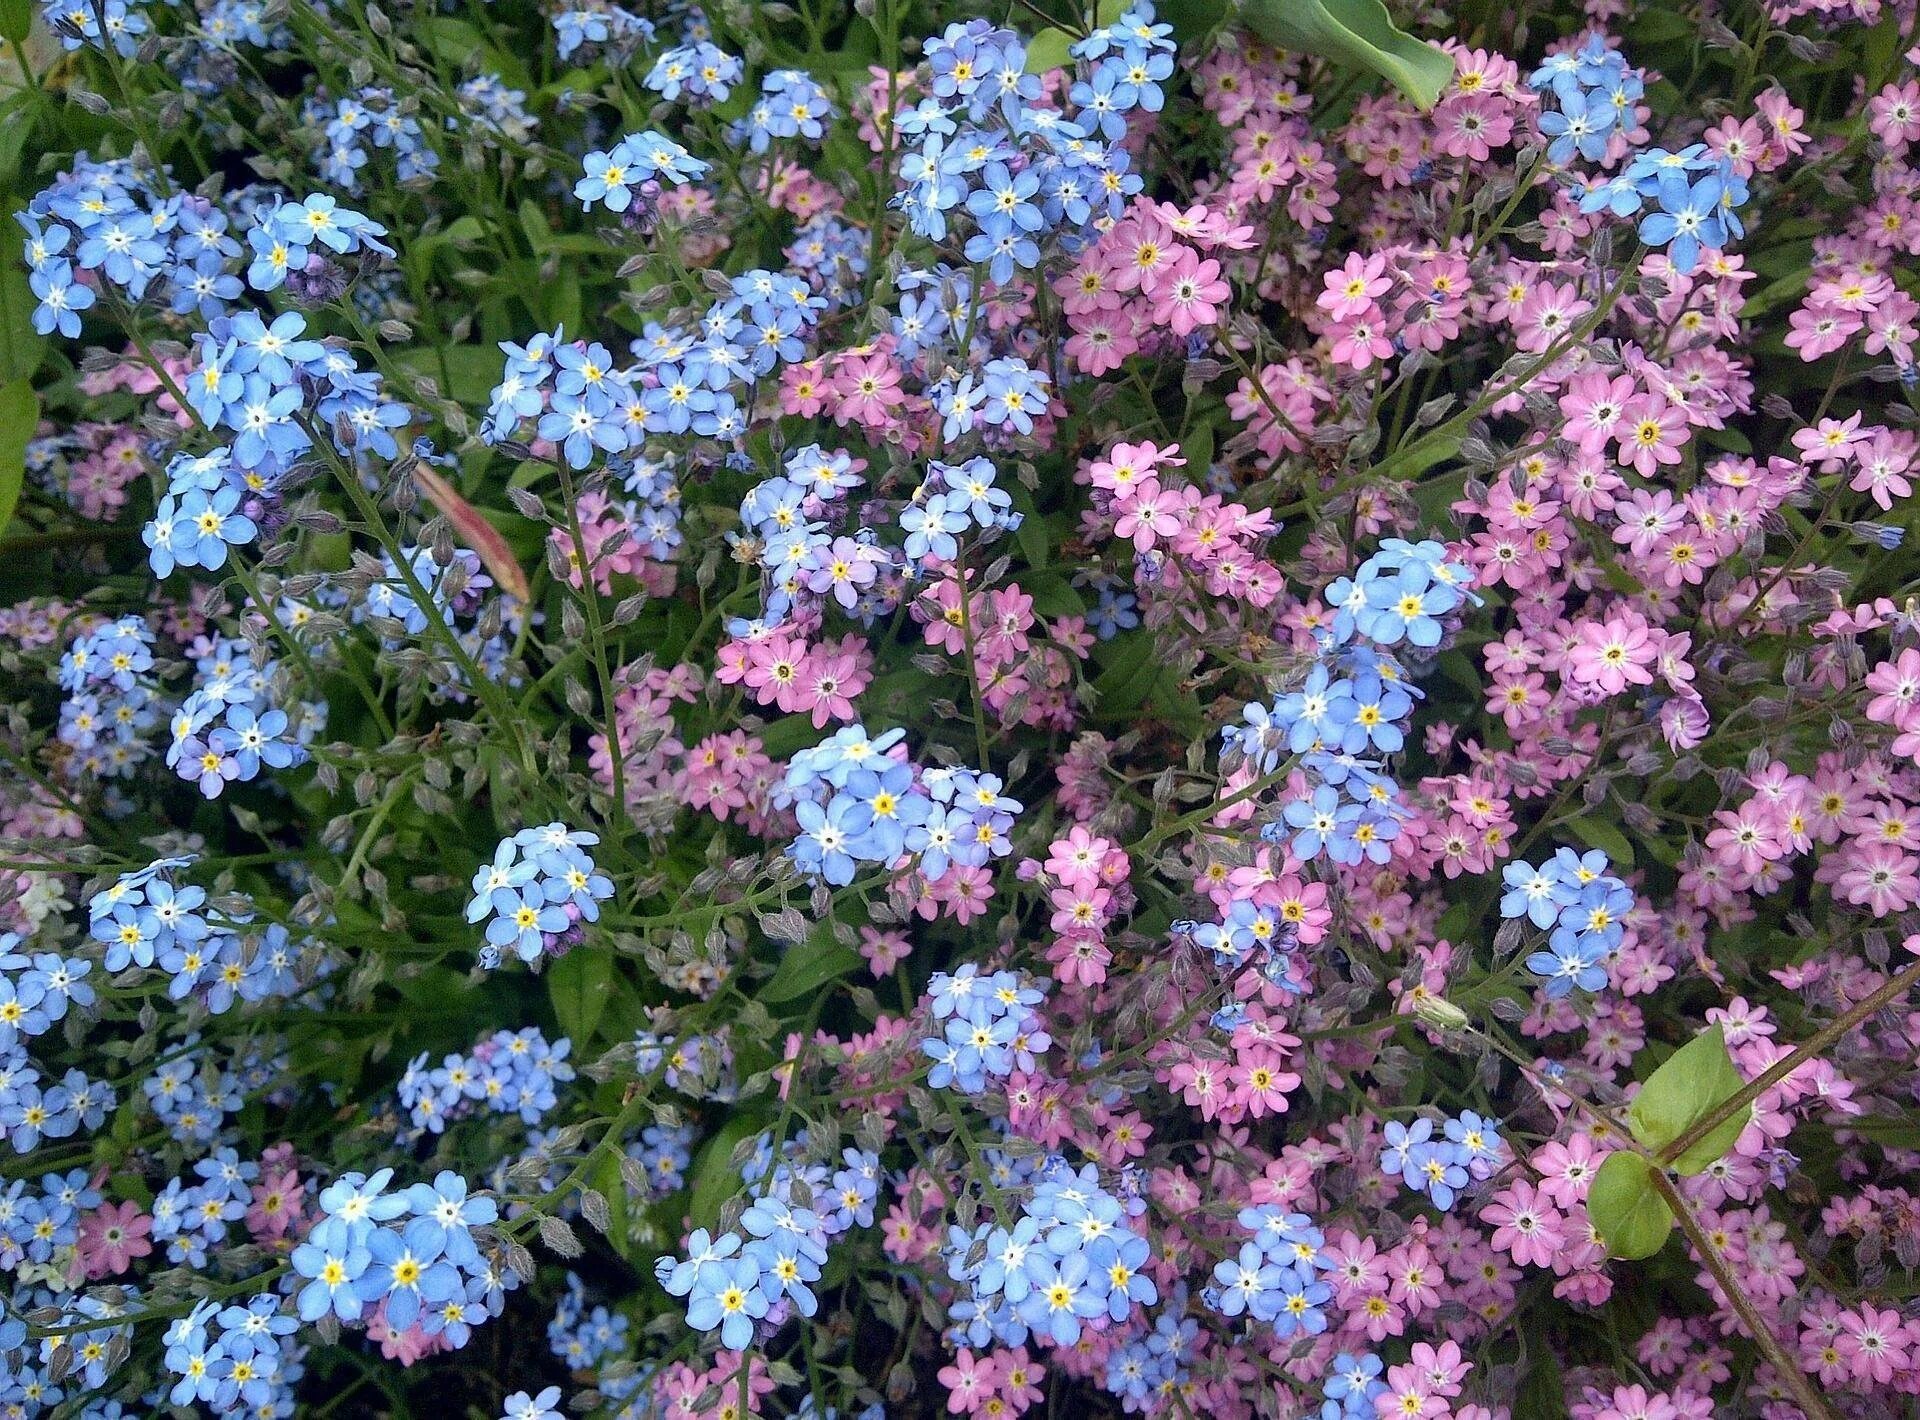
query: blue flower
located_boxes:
[291,1236,371,1322]
[28,260,93,337]
[684,1254,769,1349]
[1637,168,1728,274]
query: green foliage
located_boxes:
[1238,0,1455,109]
[0,379,37,541]
[1589,1027,1753,1260]
[1628,1024,1752,1175]
[548,947,616,1047]
[1587,1152,1673,1261]
[759,925,863,1004]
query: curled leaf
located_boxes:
[410,462,532,604]
[1238,0,1453,111]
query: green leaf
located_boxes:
[0,0,30,44]
[759,928,861,1004]
[1627,1024,1752,1174]
[1370,428,1462,483]
[0,379,38,542]
[1587,1151,1673,1260]
[548,947,615,1047]
[1160,0,1232,41]
[1238,0,1453,111]
[0,92,37,189]
[519,199,553,259]
[1010,485,1049,569]
[0,264,46,386]
[1025,28,1076,74]
[688,1114,761,1228]
[1567,814,1634,869]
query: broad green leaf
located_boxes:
[1025,28,1076,74]
[1370,428,1462,483]
[1567,814,1634,869]
[759,927,861,1004]
[1586,1151,1672,1260]
[0,264,46,385]
[687,1114,761,1227]
[548,947,615,1047]
[1238,0,1453,111]
[0,0,30,44]
[1627,1024,1752,1174]
[1161,0,1232,41]
[1010,485,1049,569]
[0,379,38,542]
[0,92,36,189]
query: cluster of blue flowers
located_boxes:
[290,1167,505,1339]
[786,211,872,308]
[1528,32,1643,166]
[921,963,1051,1095]
[573,129,708,215]
[244,193,393,294]
[945,1159,1157,1349]
[894,13,1165,281]
[42,0,148,56]
[1103,1290,1202,1409]
[1501,846,1634,996]
[21,158,174,332]
[657,1139,881,1349]
[18,1291,129,1406]
[779,726,1020,887]
[164,635,314,800]
[734,440,1017,633]
[1530,37,1749,273]
[740,69,836,153]
[55,617,161,782]
[456,75,538,145]
[1229,541,1474,872]
[150,1148,261,1269]
[627,1120,698,1198]
[89,854,310,1025]
[147,449,264,578]
[1177,900,1303,1002]
[397,1027,574,1135]
[1379,1110,1506,1211]
[645,40,744,106]
[465,825,614,967]
[552,4,655,59]
[160,1292,303,1414]
[0,1168,96,1273]
[901,457,1020,565]
[1204,1204,1333,1337]
[0,931,106,1157]
[481,267,824,470]
[308,88,440,192]
[548,1272,630,1372]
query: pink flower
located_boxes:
[1318,251,1392,320]
[1565,614,1657,696]
[1113,479,1181,554]
[77,1200,152,1278]
[1153,247,1229,336]
[1863,649,1920,729]
[1615,395,1689,476]
[1480,1181,1565,1268]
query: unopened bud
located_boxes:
[1411,994,1470,1031]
